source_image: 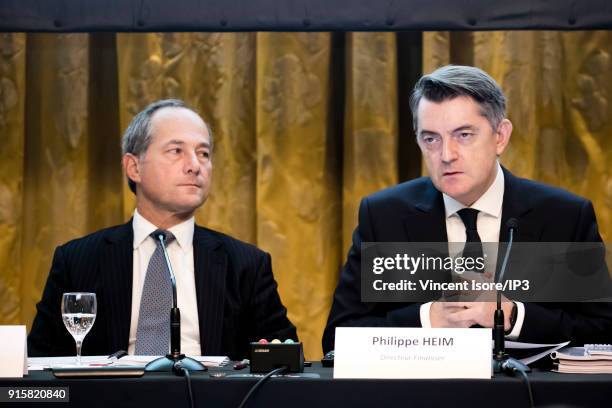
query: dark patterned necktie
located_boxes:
[135,230,175,355]
[457,208,484,271]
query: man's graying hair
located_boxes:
[409,65,506,131]
[121,98,213,194]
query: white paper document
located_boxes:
[110,355,230,367]
[28,355,230,370]
[504,340,570,365]
[0,326,28,377]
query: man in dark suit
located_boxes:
[29,99,296,360]
[323,65,612,353]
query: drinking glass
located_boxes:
[61,292,97,365]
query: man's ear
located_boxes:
[495,118,512,156]
[122,153,141,185]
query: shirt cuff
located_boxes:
[420,302,433,328]
[505,301,525,340]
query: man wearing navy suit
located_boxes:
[29,99,296,359]
[323,65,612,353]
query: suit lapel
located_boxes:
[193,227,227,356]
[100,221,133,352]
[401,180,450,283]
[496,168,541,279]
[403,180,448,243]
[499,167,538,242]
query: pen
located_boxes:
[107,350,128,361]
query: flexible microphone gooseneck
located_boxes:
[492,218,530,375]
[145,233,207,373]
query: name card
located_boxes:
[0,326,28,378]
[334,327,491,379]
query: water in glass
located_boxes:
[61,292,97,365]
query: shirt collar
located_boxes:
[442,161,504,219]
[132,209,194,252]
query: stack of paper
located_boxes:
[505,340,569,365]
[551,346,612,373]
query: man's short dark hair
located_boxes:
[409,65,506,131]
[121,99,213,194]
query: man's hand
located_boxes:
[430,299,514,330]
[429,302,476,328]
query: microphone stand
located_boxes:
[492,224,530,375]
[145,233,207,373]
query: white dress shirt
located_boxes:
[419,162,525,339]
[128,209,202,356]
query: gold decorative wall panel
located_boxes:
[343,32,398,254]
[0,33,25,324]
[20,34,91,324]
[255,33,340,358]
[1,32,610,360]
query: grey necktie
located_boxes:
[135,230,175,355]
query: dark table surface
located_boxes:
[1,363,611,408]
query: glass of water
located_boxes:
[61,292,97,365]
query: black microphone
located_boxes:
[492,218,530,375]
[145,232,207,373]
[497,218,518,284]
